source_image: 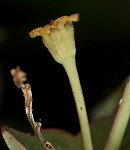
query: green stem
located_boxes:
[104,79,130,150]
[62,56,93,150]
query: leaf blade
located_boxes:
[2,125,83,150]
[2,125,28,150]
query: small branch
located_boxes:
[11,66,56,150]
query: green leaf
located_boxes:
[1,125,27,150]
[90,115,115,150]
[89,113,130,150]
[42,129,83,150]
[1,125,83,150]
[2,116,130,150]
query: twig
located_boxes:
[11,66,56,150]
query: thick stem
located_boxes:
[104,78,130,150]
[62,56,93,150]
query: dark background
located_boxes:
[0,0,130,149]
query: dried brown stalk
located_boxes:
[11,66,56,150]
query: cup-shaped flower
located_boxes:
[29,14,94,150]
[29,14,79,64]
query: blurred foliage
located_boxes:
[91,78,127,119]
[2,111,130,150]
[2,126,83,150]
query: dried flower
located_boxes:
[11,66,27,88]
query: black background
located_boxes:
[0,0,130,149]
